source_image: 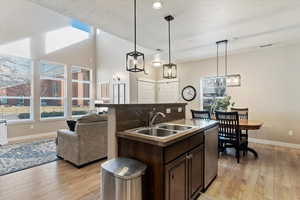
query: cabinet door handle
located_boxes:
[186,155,193,160]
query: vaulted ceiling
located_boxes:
[28,0,300,62]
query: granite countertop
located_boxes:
[117,119,218,147]
[95,103,187,107]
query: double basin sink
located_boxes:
[133,124,194,138]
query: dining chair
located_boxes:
[215,111,247,163]
[231,107,248,120]
[231,107,249,155]
[191,110,211,120]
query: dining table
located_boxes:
[207,117,264,158]
[239,119,263,157]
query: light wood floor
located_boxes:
[0,143,299,200]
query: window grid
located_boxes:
[0,55,33,121]
[71,66,91,116]
[0,55,94,122]
[39,61,66,119]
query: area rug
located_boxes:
[0,139,59,176]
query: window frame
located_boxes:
[71,65,92,117]
[0,54,33,122]
[39,60,67,120]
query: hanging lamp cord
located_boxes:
[217,42,219,77]
[134,0,137,52]
[225,40,228,77]
[168,19,171,64]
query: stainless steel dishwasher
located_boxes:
[204,125,219,190]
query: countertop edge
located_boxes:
[95,103,187,107]
[117,120,219,147]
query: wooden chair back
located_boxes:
[231,107,248,120]
[215,111,241,143]
[191,110,211,120]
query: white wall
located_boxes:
[178,44,300,144]
[2,0,96,138]
[96,29,156,104]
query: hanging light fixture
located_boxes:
[126,0,145,73]
[163,15,177,79]
[152,49,163,67]
[215,40,228,90]
[216,40,228,78]
[216,40,241,87]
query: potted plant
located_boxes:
[210,96,235,115]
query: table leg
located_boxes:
[247,147,258,158]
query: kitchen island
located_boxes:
[95,103,188,159]
[96,103,219,200]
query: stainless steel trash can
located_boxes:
[101,157,147,200]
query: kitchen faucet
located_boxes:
[149,112,166,127]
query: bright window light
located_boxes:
[71,19,91,33]
[0,38,31,59]
[45,26,90,54]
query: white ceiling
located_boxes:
[1,0,69,45]
[27,0,300,62]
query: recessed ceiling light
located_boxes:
[153,1,163,10]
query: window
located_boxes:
[72,66,91,116]
[200,76,226,111]
[0,55,32,121]
[71,19,91,33]
[40,61,65,119]
[45,27,90,54]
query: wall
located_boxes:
[129,61,158,104]
[96,29,157,104]
[2,0,96,138]
[178,44,300,144]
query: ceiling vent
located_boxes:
[259,44,273,48]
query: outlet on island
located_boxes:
[166,108,171,114]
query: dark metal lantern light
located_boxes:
[126,0,145,72]
[163,15,177,79]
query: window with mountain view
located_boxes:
[0,55,32,121]
[71,66,91,116]
[40,61,65,118]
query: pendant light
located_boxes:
[216,40,228,78]
[215,40,228,89]
[216,40,241,87]
[152,49,163,67]
[126,0,145,73]
[163,15,177,79]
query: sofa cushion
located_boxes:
[77,113,107,123]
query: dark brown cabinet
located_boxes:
[188,145,204,199]
[165,145,204,200]
[165,154,188,200]
[118,131,206,200]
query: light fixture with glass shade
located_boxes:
[126,0,145,73]
[163,15,177,79]
[216,40,241,87]
[152,49,163,67]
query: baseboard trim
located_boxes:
[248,138,300,149]
[8,132,57,143]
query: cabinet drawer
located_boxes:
[164,132,204,164]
